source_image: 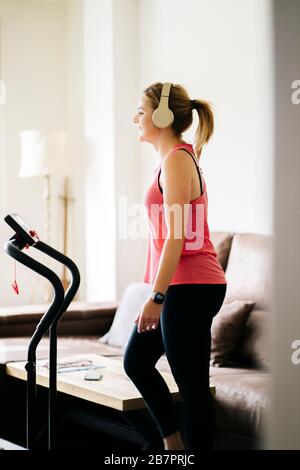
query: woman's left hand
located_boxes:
[134,297,163,333]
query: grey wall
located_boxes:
[268,0,300,450]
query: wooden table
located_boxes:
[5,353,216,448]
[5,353,182,412]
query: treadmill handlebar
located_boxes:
[4,235,81,345]
[4,213,40,246]
[4,213,81,450]
[4,238,65,354]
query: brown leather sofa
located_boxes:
[208,231,272,449]
[0,231,272,449]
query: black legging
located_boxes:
[123,283,227,451]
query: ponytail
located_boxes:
[193,100,214,161]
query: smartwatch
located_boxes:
[151,291,165,304]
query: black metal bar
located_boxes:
[4,238,64,450]
[33,240,80,450]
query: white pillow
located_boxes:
[99,282,152,350]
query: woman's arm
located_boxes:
[152,150,193,294]
[152,238,185,294]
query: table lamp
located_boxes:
[19,129,72,296]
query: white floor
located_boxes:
[0,438,26,450]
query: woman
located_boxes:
[123,82,227,451]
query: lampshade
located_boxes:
[19,129,69,178]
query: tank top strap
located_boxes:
[178,148,203,196]
[157,145,203,196]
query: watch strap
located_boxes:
[151,291,165,304]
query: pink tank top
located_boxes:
[142,143,227,285]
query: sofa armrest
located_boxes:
[0,301,118,338]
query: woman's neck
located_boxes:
[155,138,188,161]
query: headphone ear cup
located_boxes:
[152,107,174,128]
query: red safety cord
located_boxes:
[11,240,31,295]
[12,261,19,295]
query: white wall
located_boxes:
[139,0,274,235]
[82,0,116,302]
[0,0,67,306]
[66,0,85,301]
[112,0,142,299]
[0,0,142,305]
[66,0,141,303]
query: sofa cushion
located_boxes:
[99,282,152,349]
[210,300,256,367]
[224,233,272,310]
[231,309,271,369]
[211,368,270,437]
[210,231,234,271]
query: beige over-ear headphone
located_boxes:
[152,82,174,128]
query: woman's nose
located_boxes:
[133,114,138,124]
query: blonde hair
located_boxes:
[143,82,214,161]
